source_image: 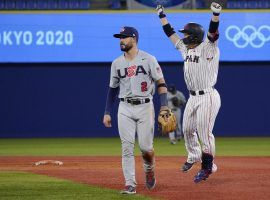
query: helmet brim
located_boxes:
[179,29,188,33]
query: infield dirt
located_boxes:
[0,156,269,200]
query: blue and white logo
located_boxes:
[134,0,186,7]
[225,25,270,48]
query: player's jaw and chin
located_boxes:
[120,43,133,52]
[182,34,202,49]
[120,38,134,52]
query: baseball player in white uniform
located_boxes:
[156,2,222,183]
[103,26,169,194]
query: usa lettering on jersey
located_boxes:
[117,65,147,78]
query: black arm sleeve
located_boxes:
[209,20,219,33]
[208,20,219,42]
[159,93,168,107]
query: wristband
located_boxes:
[159,13,166,19]
[159,93,168,107]
[157,83,167,88]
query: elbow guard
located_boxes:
[162,23,176,38]
[207,31,219,42]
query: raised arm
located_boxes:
[207,2,222,43]
[156,5,181,45]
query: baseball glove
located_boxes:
[158,109,177,135]
[171,97,181,107]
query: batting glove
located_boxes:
[156,5,166,18]
[211,2,222,16]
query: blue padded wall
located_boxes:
[0,62,269,137]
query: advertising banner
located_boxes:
[1,12,269,62]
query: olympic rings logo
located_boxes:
[225,25,270,48]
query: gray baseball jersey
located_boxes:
[110,50,164,99]
[167,90,186,141]
[175,37,221,163]
[109,50,163,187]
[167,91,186,111]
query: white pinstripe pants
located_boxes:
[182,89,221,163]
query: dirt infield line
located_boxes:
[1,156,270,200]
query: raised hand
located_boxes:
[156,4,166,18]
[211,2,222,15]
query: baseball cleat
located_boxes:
[145,171,156,190]
[212,163,217,173]
[176,135,183,141]
[170,140,176,145]
[194,169,211,183]
[181,162,194,172]
[120,185,136,194]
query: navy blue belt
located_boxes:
[120,98,150,105]
[190,87,214,96]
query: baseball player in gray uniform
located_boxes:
[103,26,169,194]
[156,2,222,183]
[167,85,186,144]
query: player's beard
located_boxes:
[120,42,133,52]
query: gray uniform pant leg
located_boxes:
[174,109,182,138]
[117,101,155,187]
[136,102,155,152]
[118,102,137,187]
[136,102,155,172]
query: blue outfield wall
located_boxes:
[0,62,270,138]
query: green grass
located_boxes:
[0,137,269,200]
[0,137,270,156]
[216,137,270,156]
[0,171,153,200]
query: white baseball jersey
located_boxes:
[175,37,219,91]
[109,50,164,99]
[175,37,221,163]
[109,50,163,187]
